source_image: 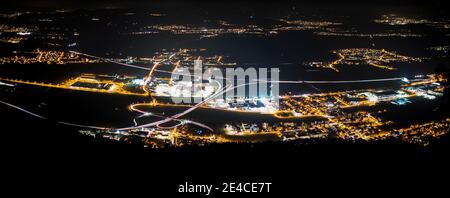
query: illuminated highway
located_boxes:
[1,50,410,133]
[0,100,109,130]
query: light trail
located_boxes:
[129,103,214,131]
[0,100,109,130]
[0,100,48,120]
[142,61,160,94]
[156,120,185,129]
[144,62,160,83]
[72,51,406,132]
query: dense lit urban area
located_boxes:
[1,2,449,150]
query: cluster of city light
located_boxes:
[396,118,450,146]
[273,19,341,32]
[126,18,350,39]
[0,24,35,34]
[374,14,450,29]
[307,48,423,72]
[123,16,437,39]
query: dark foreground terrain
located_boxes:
[1,105,449,196]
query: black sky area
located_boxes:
[3,0,449,10]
